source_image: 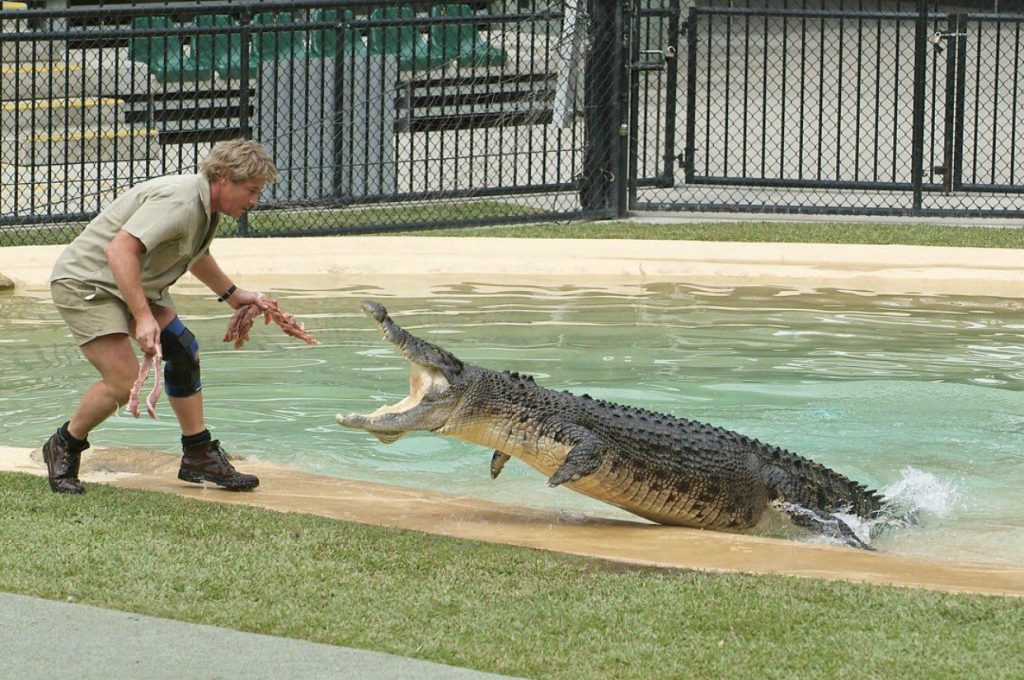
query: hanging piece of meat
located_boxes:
[127,351,162,419]
[224,293,319,349]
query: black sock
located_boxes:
[181,429,212,450]
[58,422,89,453]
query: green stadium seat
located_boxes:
[367,6,440,72]
[192,14,260,81]
[252,11,308,62]
[310,8,368,59]
[129,15,213,83]
[429,4,507,68]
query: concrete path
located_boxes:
[0,591,517,680]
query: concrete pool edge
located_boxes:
[2,445,1023,598]
[4,236,1024,297]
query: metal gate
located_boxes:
[632,1,1024,216]
[937,12,1024,196]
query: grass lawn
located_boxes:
[4,211,1022,249]
[1,472,1022,679]
[413,220,1024,248]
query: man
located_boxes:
[42,138,278,494]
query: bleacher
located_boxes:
[115,4,554,145]
[1,1,158,169]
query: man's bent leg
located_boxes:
[155,309,259,491]
[43,334,138,494]
[152,307,205,435]
[73,334,139,434]
[168,393,205,437]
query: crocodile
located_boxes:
[336,301,886,549]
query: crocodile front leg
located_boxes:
[490,451,512,479]
[548,431,613,487]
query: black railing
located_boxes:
[634,0,1024,216]
[1,0,611,243]
[1,0,1022,247]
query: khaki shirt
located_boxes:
[50,174,218,310]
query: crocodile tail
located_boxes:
[758,442,884,518]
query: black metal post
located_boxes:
[616,0,630,217]
[952,13,968,194]
[942,14,958,195]
[683,6,698,184]
[661,0,681,186]
[910,0,929,210]
[580,0,617,213]
[627,1,641,209]
[238,9,252,235]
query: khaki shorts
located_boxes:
[50,279,137,347]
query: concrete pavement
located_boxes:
[0,591,517,680]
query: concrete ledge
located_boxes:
[4,236,1024,298]
[0,62,149,101]
[3,126,158,165]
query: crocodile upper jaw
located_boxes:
[337,301,468,441]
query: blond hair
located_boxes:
[200,138,278,184]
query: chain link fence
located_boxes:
[1,0,617,245]
[1,0,1022,247]
[634,0,1024,216]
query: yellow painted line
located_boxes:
[1,63,83,75]
[2,98,120,112]
[2,2,29,10]
[29,128,157,143]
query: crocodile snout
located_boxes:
[360,300,388,322]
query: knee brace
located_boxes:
[160,316,202,397]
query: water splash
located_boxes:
[841,467,961,547]
[782,468,959,550]
[880,467,959,520]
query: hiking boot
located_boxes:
[178,440,259,491]
[41,431,84,495]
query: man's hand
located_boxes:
[227,287,261,310]
[133,313,162,356]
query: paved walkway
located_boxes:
[0,591,517,680]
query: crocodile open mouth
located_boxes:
[337,301,460,442]
[364,360,449,418]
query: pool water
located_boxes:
[2,280,1022,566]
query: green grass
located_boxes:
[5,210,1023,249]
[411,220,1024,248]
[0,202,544,246]
[226,201,544,237]
[2,472,1021,679]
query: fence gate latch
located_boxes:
[931,30,968,53]
[630,48,674,72]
